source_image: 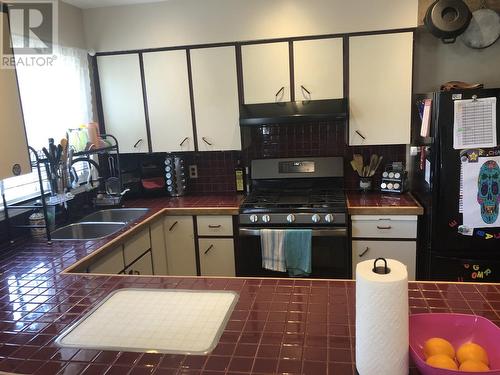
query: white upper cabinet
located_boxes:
[0,13,30,180]
[293,38,344,100]
[349,32,413,145]
[97,54,149,153]
[143,50,195,152]
[242,42,290,104]
[190,46,241,151]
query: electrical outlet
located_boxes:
[189,165,198,179]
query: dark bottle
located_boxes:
[235,160,244,192]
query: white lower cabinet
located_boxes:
[88,246,124,274]
[164,216,197,276]
[198,238,235,277]
[352,240,416,280]
[123,250,153,275]
[123,228,151,266]
[87,220,167,276]
[150,219,168,275]
[351,214,417,281]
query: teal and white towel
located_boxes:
[261,229,312,276]
[284,229,312,277]
[260,229,286,272]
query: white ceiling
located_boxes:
[62,0,169,9]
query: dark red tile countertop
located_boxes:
[0,194,498,374]
[123,194,245,215]
[346,192,424,215]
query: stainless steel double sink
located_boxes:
[51,208,149,240]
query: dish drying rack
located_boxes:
[2,134,122,243]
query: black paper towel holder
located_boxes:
[372,258,391,275]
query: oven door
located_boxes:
[237,228,350,279]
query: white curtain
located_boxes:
[2,38,93,203]
[13,39,93,148]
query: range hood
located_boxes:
[239,98,347,126]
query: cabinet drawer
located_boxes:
[352,240,416,280]
[123,228,151,266]
[199,238,235,276]
[351,215,417,239]
[197,215,233,236]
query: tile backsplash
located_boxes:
[240,121,406,190]
[119,121,407,194]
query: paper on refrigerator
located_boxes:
[453,97,497,150]
[462,156,500,228]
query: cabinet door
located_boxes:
[293,38,343,100]
[242,42,290,104]
[124,250,153,275]
[150,219,168,275]
[164,216,197,276]
[199,238,235,277]
[88,246,125,274]
[190,46,241,151]
[352,240,416,280]
[0,13,30,180]
[143,50,195,152]
[97,54,149,153]
[349,32,413,145]
[123,228,151,267]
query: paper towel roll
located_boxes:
[356,258,408,375]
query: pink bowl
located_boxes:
[410,313,500,375]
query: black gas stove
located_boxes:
[237,157,350,279]
[239,157,346,226]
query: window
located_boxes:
[1,39,93,204]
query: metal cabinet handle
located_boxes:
[208,224,221,229]
[133,139,143,148]
[359,247,370,257]
[202,137,212,146]
[355,130,366,140]
[179,137,189,146]
[300,85,311,95]
[204,244,214,255]
[275,86,285,98]
[168,221,178,231]
[376,225,392,230]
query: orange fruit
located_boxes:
[459,360,490,372]
[423,337,455,359]
[456,342,489,365]
[426,354,459,370]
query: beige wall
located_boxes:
[82,0,418,52]
[80,0,500,93]
[58,0,86,49]
[414,0,500,92]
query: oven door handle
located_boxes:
[238,228,347,237]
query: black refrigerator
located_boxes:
[409,88,500,282]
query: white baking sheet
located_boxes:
[56,289,238,354]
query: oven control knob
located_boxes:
[249,214,258,223]
[325,214,334,223]
[286,214,296,223]
[262,215,271,223]
[311,214,321,223]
